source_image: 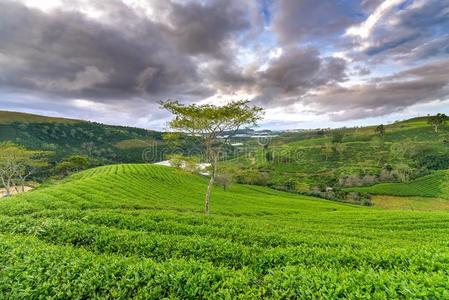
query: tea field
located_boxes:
[347,170,449,199]
[2,164,449,298]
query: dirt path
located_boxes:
[0,186,33,198]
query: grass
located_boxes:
[2,164,449,298]
[347,170,449,199]
[0,110,81,124]
[0,110,165,165]
[115,138,160,150]
[371,195,449,211]
[232,118,449,188]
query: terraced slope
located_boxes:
[2,164,449,298]
[347,170,449,199]
[231,117,449,190]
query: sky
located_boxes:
[0,0,449,130]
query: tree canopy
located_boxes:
[375,124,385,137]
[428,113,448,133]
[0,142,51,195]
[161,100,263,214]
[161,100,263,139]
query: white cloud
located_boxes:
[18,0,63,12]
[347,0,403,38]
[346,0,404,49]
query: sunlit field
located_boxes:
[2,164,449,298]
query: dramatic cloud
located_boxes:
[254,47,347,105]
[306,59,449,121]
[0,0,448,129]
[0,0,214,104]
[165,0,251,58]
[271,0,366,44]
[346,0,449,62]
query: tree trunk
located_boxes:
[19,173,30,193]
[204,174,214,215]
[204,156,218,215]
[1,175,11,196]
[11,178,18,193]
[19,177,25,192]
[435,125,438,133]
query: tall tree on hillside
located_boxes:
[335,143,347,160]
[0,142,18,196]
[428,113,448,133]
[320,143,333,161]
[15,149,50,192]
[0,142,50,195]
[375,124,385,138]
[161,100,263,214]
[331,131,345,144]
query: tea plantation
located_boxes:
[2,164,449,298]
[347,170,449,199]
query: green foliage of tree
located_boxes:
[334,143,347,160]
[161,100,263,214]
[392,163,415,183]
[295,182,310,193]
[236,168,269,186]
[55,155,89,177]
[428,113,448,133]
[320,143,333,161]
[375,124,385,138]
[215,172,234,191]
[166,153,185,169]
[0,142,51,195]
[166,154,200,173]
[331,131,345,144]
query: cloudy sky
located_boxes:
[1,0,449,130]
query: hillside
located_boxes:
[0,110,82,124]
[347,170,449,199]
[0,110,165,165]
[2,110,448,200]
[230,117,449,194]
[2,164,449,298]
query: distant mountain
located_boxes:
[0,110,165,164]
[227,115,449,194]
[0,110,82,124]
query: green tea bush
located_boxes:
[347,170,449,199]
[1,164,449,298]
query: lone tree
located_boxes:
[331,131,345,144]
[428,113,448,133]
[375,124,385,138]
[320,143,333,161]
[161,100,263,214]
[0,142,50,196]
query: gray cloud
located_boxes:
[165,0,251,59]
[0,0,255,106]
[350,0,449,62]
[254,47,347,106]
[271,0,366,44]
[0,0,448,129]
[205,46,348,106]
[305,59,449,121]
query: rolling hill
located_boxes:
[231,117,449,193]
[0,110,82,124]
[2,164,449,298]
[347,170,449,199]
[0,110,165,165]
[2,110,448,201]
